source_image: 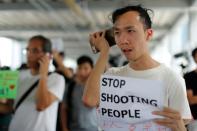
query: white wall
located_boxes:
[0,37,22,69]
[151,14,190,74]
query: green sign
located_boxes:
[0,71,19,99]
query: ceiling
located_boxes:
[0,0,196,59]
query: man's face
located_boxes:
[26,39,45,69]
[113,11,153,61]
[76,62,92,82]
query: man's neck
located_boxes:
[129,54,160,70]
[30,68,39,76]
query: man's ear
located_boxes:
[146,29,153,41]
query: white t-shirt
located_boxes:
[98,64,191,131]
[9,70,65,131]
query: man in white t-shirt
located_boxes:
[9,35,65,131]
[83,5,191,131]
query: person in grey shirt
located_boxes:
[64,55,98,131]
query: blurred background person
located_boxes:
[0,66,14,131]
[9,35,65,131]
[52,50,74,131]
[184,47,197,131]
[62,55,98,131]
[52,50,73,85]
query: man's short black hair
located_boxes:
[112,5,153,29]
[29,35,52,53]
[192,47,197,58]
[77,55,93,68]
[59,51,65,58]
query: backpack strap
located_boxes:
[14,72,52,112]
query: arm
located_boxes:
[53,50,73,79]
[60,103,69,131]
[187,89,197,105]
[0,99,14,114]
[153,107,187,131]
[82,31,110,107]
[36,54,58,111]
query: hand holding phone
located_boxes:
[38,54,50,76]
[90,28,116,54]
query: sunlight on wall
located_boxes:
[0,37,21,69]
[151,14,190,74]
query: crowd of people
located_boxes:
[0,4,196,131]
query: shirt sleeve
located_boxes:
[168,73,192,119]
[47,73,65,101]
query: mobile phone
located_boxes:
[43,42,52,53]
[36,53,51,69]
[105,28,116,47]
[90,28,116,54]
[43,40,53,59]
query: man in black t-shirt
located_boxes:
[184,47,197,131]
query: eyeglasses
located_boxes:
[26,48,43,54]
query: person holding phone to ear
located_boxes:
[9,35,65,131]
[83,5,191,131]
